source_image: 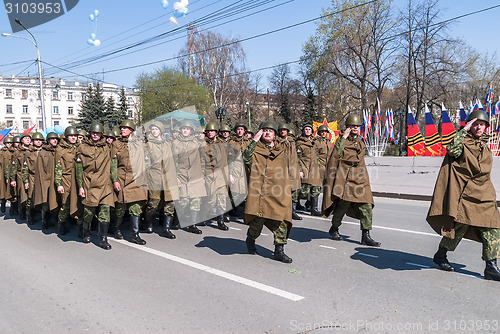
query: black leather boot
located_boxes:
[57,221,67,236]
[98,221,112,250]
[27,207,34,225]
[292,202,302,220]
[433,246,454,271]
[41,210,49,229]
[328,226,342,240]
[361,229,381,247]
[19,203,27,221]
[171,214,180,230]
[187,225,202,234]
[186,211,202,234]
[1,199,6,213]
[216,215,229,231]
[114,216,124,239]
[223,212,230,223]
[130,215,146,245]
[310,196,322,216]
[295,201,306,211]
[143,213,154,234]
[82,222,91,243]
[246,236,257,255]
[274,244,292,263]
[484,259,500,281]
[160,214,176,239]
[9,201,18,216]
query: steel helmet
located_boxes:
[345,114,363,126]
[278,123,290,131]
[149,121,164,133]
[219,124,231,132]
[289,129,295,136]
[196,126,205,133]
[20,133,31,140]
[205,122,218,131]
[3,136,13,144]
[89,122,105,133]
[12,136,20,143]
[259,121,277,132]
[180,119,195,130]
[64,126,78,136]
[120,119,136,130]
[31,132,45,140]
[302,123,313,130]
[112,129,121,137]
[233,121,248,130]
[78,129,87,136]
[466,109,489,127]
[317,125,329,132]
[46,132,59,140]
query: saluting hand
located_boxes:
[343,128,351,139]
[464,118,477,131]
[253,129,264,142]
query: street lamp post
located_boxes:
[2,19,46,131]
[215,107,226,129]
[246,101,251,128]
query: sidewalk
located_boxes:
[365,156,500,202]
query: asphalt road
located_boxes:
[1,198,499,334]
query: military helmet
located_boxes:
[289,129,295,136]
[89,122,105,133]
[31,132,45,140]
[219,124,231,132]
[12,136,20,143]
[246,128,255,136]
[3,136,13,144]
[467,109,489,127]
[345,114,363,126]
[64,126,78,136]
[172,126,180,133]
[278,123,290,131]
[205,122,218,131]
[120,119,136,130]
[180,119,195,130]
[149,121,164,133]
[20,133,31,140]
[78,129,87,136]
[302,123,313,130]
[112,129,121,137]
[103,128,111,137]
[46,132,59,140]
[317,125,329,132]
[259,121,277,132]
[233,121,247,130]
[196,126,205,133]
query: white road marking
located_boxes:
[456,272,483,279]
[357,253,379,258]
[406,262,431,268]
[260,233,269,236]
[319,245,336,250]
[229,226,242,231]
[111,239,305,302]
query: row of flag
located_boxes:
[0,124,37,142]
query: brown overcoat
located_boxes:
[25,146,42,199]
[280,137,301,191]
[12,146,30,204]
[0,147,8,199]
[33,144,58,211]
[244,140,292,225]
[204,136,229,196]
[322,134,373,219]
[228,135,249,194]
[295,135,322,187]
[112,135,148,203]
[145,136,179,202]
[4,147,16,201]
[427,131,500,242]
[54,138,77,204]
[315,136,332,180]
[171,135,207,198]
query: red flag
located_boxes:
[440,103,456,156]
[21,124,36,135]
[424,104,443,156]
[407,106,425,156]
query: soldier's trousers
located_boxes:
[115,201,143,218]
[177,197,201,213]
[299,184,321,200]
[331,200,372,230]
[204,194,227,215]
[81,204,110,224]
[247,217,288,245]
[440,223,500,261]
[145,197,175,217]
[58,199,71,223]
[291,190,299,203]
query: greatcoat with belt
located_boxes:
[295,135,322,187]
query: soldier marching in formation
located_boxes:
[1,111,499,282]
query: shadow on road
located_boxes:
[351,247,481,277]
[195,236,273,258]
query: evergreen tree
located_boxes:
[302,86,316,125]
[103,96,119,128]
[76,83,106,129]
[117,87,129,122]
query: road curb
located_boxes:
[373,191,500,206]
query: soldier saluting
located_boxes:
[243,121,293,263]
[428,110,500,281]
[322,114,381,247]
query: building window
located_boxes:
[23,121,29,129]
[7,120,13,127]
[127,97,133,104]
[6,104,13,114]
[22,90,28,99]
[22,105,28,114]
[5,89,12,98]
[81,93,86,101]
[68,106,74,115]
[52,90,59,100]
[38,121,43,129]
[53,106,59,114]
[67,91,73,100]
[128,110,133,118]
[38,107,41,114]
[54,121,59,126]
